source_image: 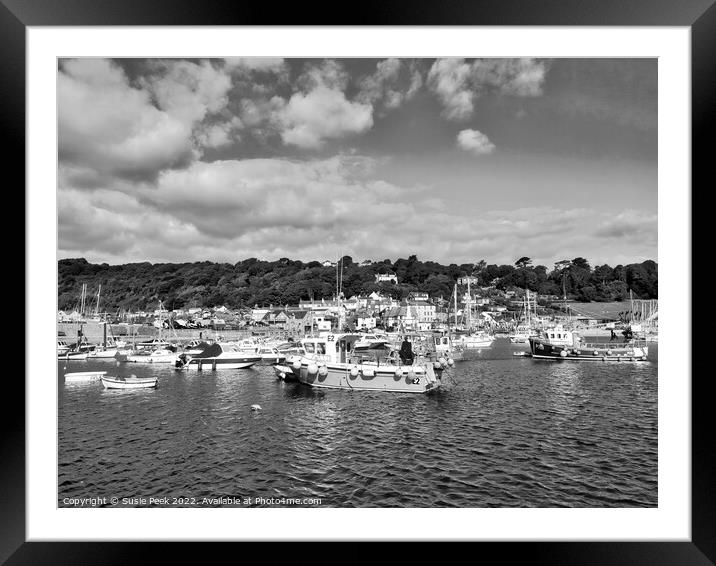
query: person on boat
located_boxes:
[622,328,633,342]
[399,337,414,365]
[610,329,617,341]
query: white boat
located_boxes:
[251,346,286,364]
[101,375,158,389]
[64,370,107,382]
[58,351,89,360]
[454,331,494,348]
[175,343,261,370]
[126,348,178,364]
[182,340,211,355]
[434,334,464,361]
[136,338,173,348]
[87,348,121,359]
[284,333,449,393]
[353,331,391,351]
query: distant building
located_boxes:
[322,260,337,267]
[408,291,429,301]
[375,273,398,284]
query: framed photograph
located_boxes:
[11,0,706,562]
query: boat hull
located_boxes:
[528,338,649,362]
[287,358,441,393]
[87,349,120,359]
[58,352,88,360]
[182,357,260,370]
[64,371,107,382]
[101,376,158,389]
[125,354,177,363]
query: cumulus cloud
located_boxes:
[58,59,197,180]
[456,129,496,155]
[59,151,654,267]
[224,57,286,73]
[428,58,548,121]
[276,87,373,149]
[357,59,423,111]
[427,58,475,121]
[59,58,240,180]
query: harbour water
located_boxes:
[58,338,657,508]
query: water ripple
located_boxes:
[58,340,657,507]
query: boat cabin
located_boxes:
[300,334,363,364]
[538,327,576,346]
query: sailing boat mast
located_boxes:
[95,284,101,319]
[454,283,458,327]
[467,277,472,330]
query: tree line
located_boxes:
[57,256,657,312]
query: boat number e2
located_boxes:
[327,335,335,341]
[412,377,420,384]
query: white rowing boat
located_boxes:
[101,375,158,389]
[64,370,107,382]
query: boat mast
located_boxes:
[467,277,472,331]
[454,283,458,327]
[95,284,101,319]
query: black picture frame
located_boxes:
[7,0,707,563]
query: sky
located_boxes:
[57,57,657,268]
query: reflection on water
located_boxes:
[59,340,657,507]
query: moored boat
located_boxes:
[58,350,89,360]
[64,370,107,382]
[284,333,448,393]
[528,327,649,362]
[125,348,178,364]
[175,343,261,370]
[101,375,158,389]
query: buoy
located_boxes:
[251,404,261,411]
[394,367,403,378]
[292,359,302,370]
[350,365,359,377]
[438,357,447,366]
[433,362,442,370]
[318,365,328,377]
[307,363,318,375]
[279,372,286,379]
[593,351,599,356]
[607,350,612,356]
[559,350,568,358]
[447,358,454,367]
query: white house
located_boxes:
[375,273,398,284]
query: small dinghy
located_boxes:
[101,375,158,389]
[64,370,107,382]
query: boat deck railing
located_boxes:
[577,340,648,349]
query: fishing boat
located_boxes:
[175,343,261,370]
[57,340,71,357]
[64,370,107,382]
[434,333,464,362]
[284,333,449,393]
[528,327,649,362]
[101,375,158,389]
